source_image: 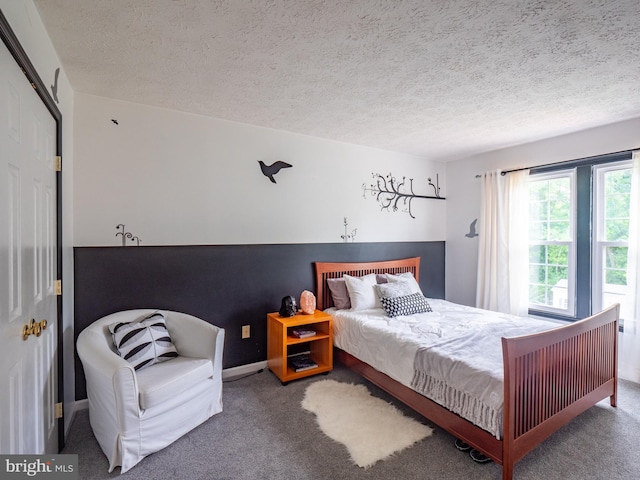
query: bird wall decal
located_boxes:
[50,67,60,104]
[258,160,292,183]
[465,219,479,238]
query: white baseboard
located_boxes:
[72,361,269,413]
[222,360,268,380]
[73,399,89,411]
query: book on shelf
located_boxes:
[288,354,318,372]
[290,327,317,338]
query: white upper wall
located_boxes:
[445,116,640,307]
[74,93,446,246]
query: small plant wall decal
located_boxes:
[362,172,445,219]
[340,217,357,242]
[116,224,141,246]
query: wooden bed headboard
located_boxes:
[315,257,421,310]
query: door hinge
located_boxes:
[55,156,62,172]
[55,280,62,296]
[55,402,63,419]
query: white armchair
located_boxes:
[76,309,225,473]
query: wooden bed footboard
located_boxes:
[315,258,619,480]
[501,304,619,479]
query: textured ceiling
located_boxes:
[33,0,640,161]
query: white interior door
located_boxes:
[0,39,58,454]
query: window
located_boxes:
[527,152,633,320]
[593,163,632,318]
[528,172,576,316]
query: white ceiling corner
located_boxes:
[33,0,640,161]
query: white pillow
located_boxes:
[374,281,413,299]
[386,272,423,295]
[343,273,380,310]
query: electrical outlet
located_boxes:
[241,325,250,339]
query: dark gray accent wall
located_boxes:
[74,242,445,399]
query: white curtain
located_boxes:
[619,150,640,383]
[476,169,530,316]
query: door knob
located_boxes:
[22,318,47,341]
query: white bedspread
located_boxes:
[328,299,559,439]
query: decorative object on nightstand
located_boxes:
[288,353,318,372]
[267,310,333,385]
[300,290,316,314]
[279,295,297,317]
[291,326,316,338]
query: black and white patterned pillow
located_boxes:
[380,292,433,318]
[109,311,179,370]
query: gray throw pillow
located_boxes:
[327,278,351,309]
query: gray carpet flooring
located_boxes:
[64,363,640,479]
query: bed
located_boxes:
[315,257,618,480]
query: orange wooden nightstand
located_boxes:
[267,310,332,385]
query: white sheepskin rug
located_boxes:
[301,379,432,468]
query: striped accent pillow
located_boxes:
[109,311,179,370]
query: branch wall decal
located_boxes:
[362,172,445,219]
